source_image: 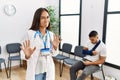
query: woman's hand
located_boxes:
[52,34,61,50]
[20,40,36,59]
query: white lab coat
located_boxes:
[20,30,58,80]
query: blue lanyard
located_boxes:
[38,30,48,49]
[34,30,52,49]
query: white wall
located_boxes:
[81,0,120,79]
[0,0,59,68]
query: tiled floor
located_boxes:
[0,60,99,80]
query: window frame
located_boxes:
[59,0,82,52]
[103,0,120,69]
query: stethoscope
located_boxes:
[33,30,52,49]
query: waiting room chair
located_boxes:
[53,43,72,77]
[0,46,8,78]
[60,46,83,77]
[91,63,105,80]
[6,43,21,78]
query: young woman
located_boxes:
[20,8,60,80]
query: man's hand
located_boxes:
[83,56,106,65]
[83,47,88,50]
[83,61,92,66]
[92,51,98,55]
[20,40,36,59]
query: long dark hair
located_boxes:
[30,8,50,31]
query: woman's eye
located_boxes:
[41,16,50,19]
[47,16,50,19]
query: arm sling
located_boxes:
[83,40,101,56]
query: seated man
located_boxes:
[70,30,106,80]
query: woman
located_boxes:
[20,8,60,80]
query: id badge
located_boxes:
[40,48,50,56]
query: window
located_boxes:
[106,14,120,66]
[60,0,81,52]
[105,0,120,67]
[61,0,80,14]
[108,0,120,12]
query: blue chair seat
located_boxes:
[0,58,5,63]
[64,58,79,65]
[53,54,69,60]
[8,55,21,60]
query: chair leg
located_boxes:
[91,74,94,80]
[60,61,64,77]
[101,68,105,80]
[7,60,9,70]
[9,61,12,78]
[7,60,10,78]
[59,60,61,77]
[0,63,2,72]
[4,62,8,78]
[20,60,22,67]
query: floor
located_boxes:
[0,60,99,80]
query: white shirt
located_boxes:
[84,40,107,62]
[35,31,53,74]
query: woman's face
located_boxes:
[40,11,50,28]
